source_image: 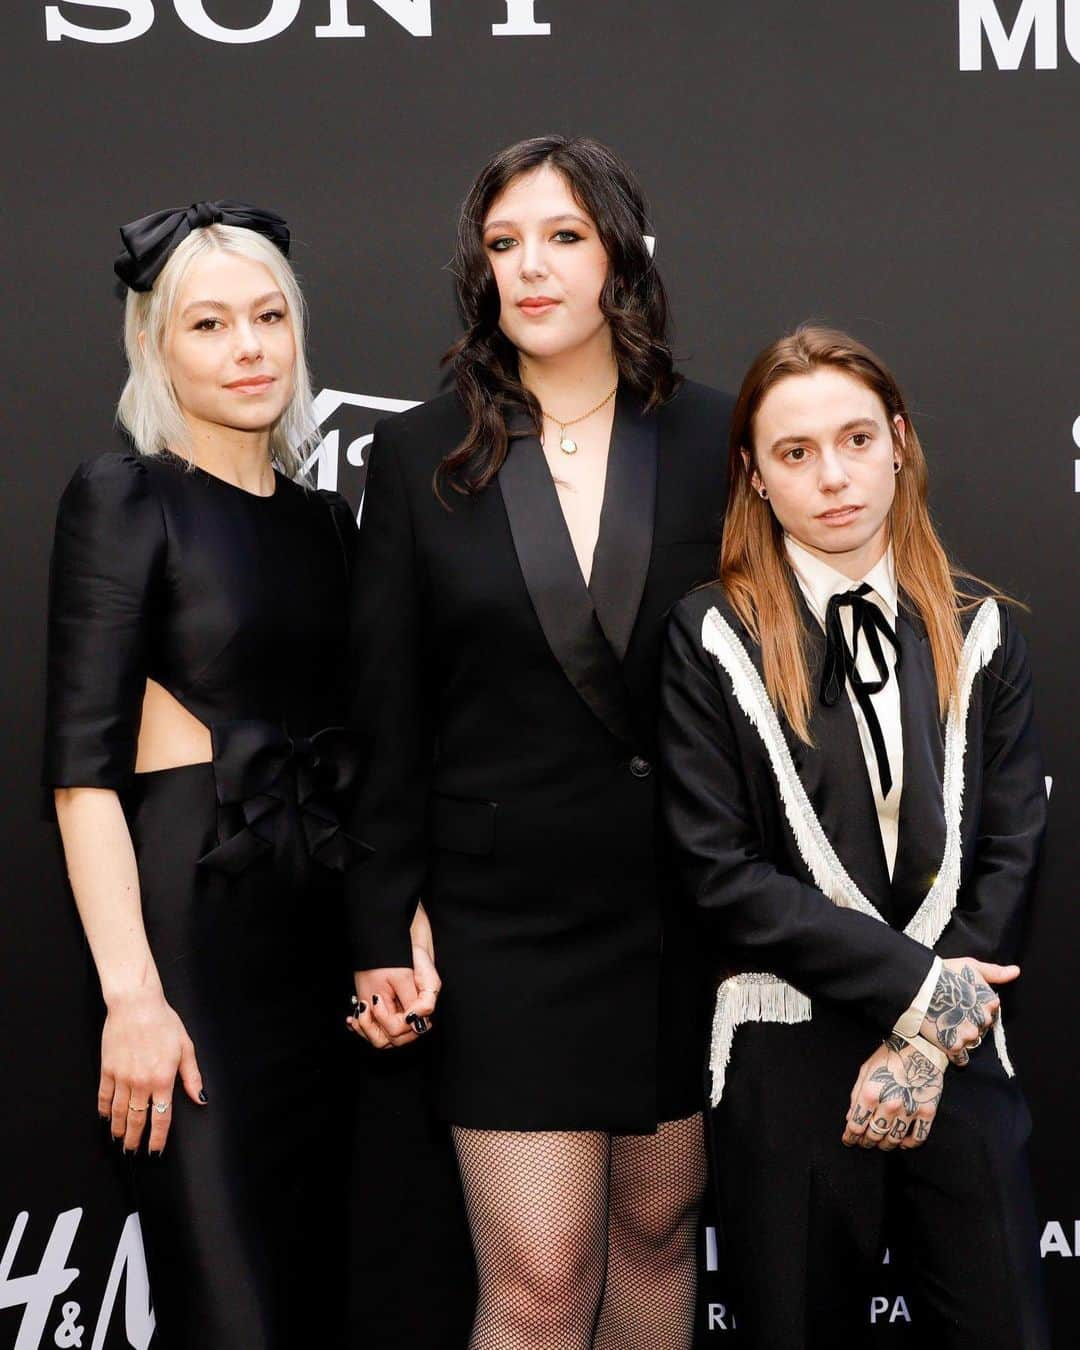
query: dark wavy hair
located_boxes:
[439,135,682,497]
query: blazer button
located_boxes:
[629,755,653,779]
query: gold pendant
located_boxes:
[559,435,578,455]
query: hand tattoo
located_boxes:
[925,965,996,1049]
[868,1049,944,1115]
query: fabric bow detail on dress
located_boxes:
[197,720,371,877]
[819,584,901,797]
[114,200,290,292]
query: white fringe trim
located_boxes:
[701,609,879,922]
[702,600,1007,1103]
[905,600,1000,947]
[993,1013,1016,1078]
[709,973,811,1103]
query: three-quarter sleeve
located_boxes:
[343,418,432,970]
[43,453,165,790]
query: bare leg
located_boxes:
[593,1112,707,1350]
[452,1126,610,1350]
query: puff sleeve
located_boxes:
[43,453,165,790]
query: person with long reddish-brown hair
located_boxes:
[660,325,1049,1347]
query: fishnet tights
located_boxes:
[452,1113,706,1350]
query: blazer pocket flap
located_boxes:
[430,793,497,856]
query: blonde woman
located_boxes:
[43,202,360,1348]
[660,326,1049,1347]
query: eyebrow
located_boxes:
[768,417,880,453]
[180,291,285,318]
[482,214,592,233]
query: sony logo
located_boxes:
[959,0,1080,69]
[45,1,551,44]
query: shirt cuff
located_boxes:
[892,955,943,1041]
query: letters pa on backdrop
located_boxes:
[44,0,551,42]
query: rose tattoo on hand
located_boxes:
[923,963,1000,1064]
[843,1036,945,1152]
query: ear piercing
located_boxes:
[757,486,769,500]
[893,462,901,474]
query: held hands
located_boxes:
[842,1035,944,1151]
[100,988,205,1155]
[347,903,442,1049]
[919,957,1019,1067]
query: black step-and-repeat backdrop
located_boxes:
[2,3,1077,1346]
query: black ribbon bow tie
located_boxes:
[819,583,901,798]
[114,200,290,292]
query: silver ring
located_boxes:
[152,1102,171,1114]
[127,1103,148,1113]
[867,1120,888,1134]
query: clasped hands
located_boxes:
[347,902,442,1049]
[841,957,1019,1152]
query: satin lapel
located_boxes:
[794,589,893,908]
[588,389,658,662]
[890,605,946,928]
[498,424,637,748]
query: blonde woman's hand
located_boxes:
[100,987,205,1154]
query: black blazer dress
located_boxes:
[345,379,733,1131]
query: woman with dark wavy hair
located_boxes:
[345,135,732,1348]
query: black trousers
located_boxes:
[711,1006,1049,1349]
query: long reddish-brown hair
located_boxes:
[722,325,1003,742]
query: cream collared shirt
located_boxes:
[784,536,903,877]
[785,537,941,1033]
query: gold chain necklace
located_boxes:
[540,383,618,455]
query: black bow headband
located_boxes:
[114,199,290,292]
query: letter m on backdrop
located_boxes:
[959,0,1058,69]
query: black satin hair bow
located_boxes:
[114,199,290,292]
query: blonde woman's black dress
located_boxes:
[43,451,361,1350]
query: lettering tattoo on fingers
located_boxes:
[889,1119,909,1141]
[915,1119,930,1141]
[926,964,997,1050]
[851,1105,872,1128]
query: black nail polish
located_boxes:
[371,994,379,1006]
[404,1012,417,1024]
[355,1001,367,1014]
[413,1017,428,1034]
[198,1090,208,1104]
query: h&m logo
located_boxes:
[959,1,1080,69]
[45,1,551,43]
[1,1209,153,1350]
